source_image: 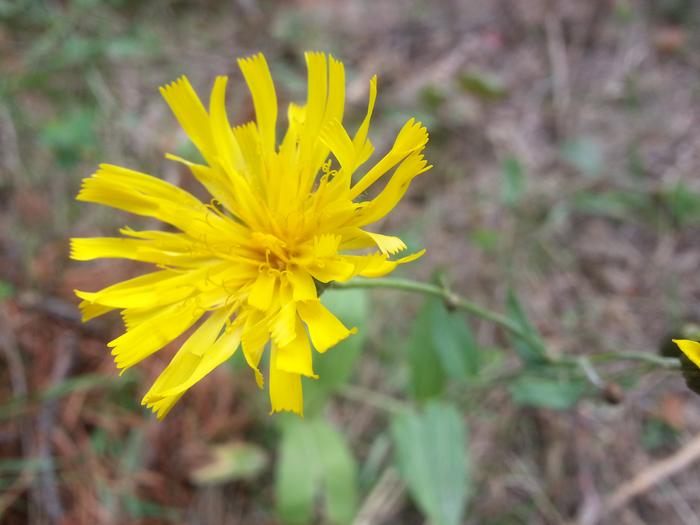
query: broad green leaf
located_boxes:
[429,298,480,379]
[190,442,268,485]
[506,288,547,364]
[407,296,481,398]
[391,402,470,525]
[276,417,319,524]
[304,288,369,414]
[406,300,446,399]
[313,420,358,525]
[509,376,587,410]
[276,416,358,525]
[501,156,525,208]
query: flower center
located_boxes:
[250,231,298,271]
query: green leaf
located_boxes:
[561,137,604,178]
[509,376,586,410]
[276,416,358,525]
[501,156,525,208]
[470,229,501,252]
[391,402,470,525]
[313,420,358,525]
[304,288,369,414]
[571,190,648,220]
[276,418,318,524]
[665,182,700,226]
[431,299,480,379]
[420,85,447,109]
[457,71,507,101]
[190,441,268,485]
[407,296,481,398]
[641,418,679,451]
[0,281,14,301]
[505,288,547,364]
[39,108,97,168]
[406,300,446,399]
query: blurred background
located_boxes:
[1,0,700,523]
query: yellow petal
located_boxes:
[325,55,345,127]
[71,237,140,261]
[349,118,428,199]
[75,269,193,310]
[319,119,356,172]
[270,302,297,348]
[79,301,113,322]
[108,301,203,371]
[164,153,238,217]
[238,53,277,154]
[295,52,333,194]
[307,258,356,283]
[285,267,317,302]
[350,249,426,278]
[361,231,407,256]
[232,122,263,183]
[355,151,431,226]
[76,261,237,312]
[142,309,240,418]
[160,76,216,163]
[241,310,270,388]
[208,76,246,175]
[248,270,277,311]
[154,327,241,398]
[70,236,205,267]
[302,52,329,145]
[77,164,236,240]
[276,319,317,378]
[674,339,700,368]
[269,345,303,415]
[353,75,377,154]
[297,300,356,353]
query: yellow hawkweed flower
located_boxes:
[674,339,700,368]
[71,52,431,418]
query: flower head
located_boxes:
[72,52,431,418]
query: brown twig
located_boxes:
[599,432,700,521]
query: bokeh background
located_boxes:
[2,0,700,523]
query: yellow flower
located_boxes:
[674,339,700,367]
[71,52,431,418]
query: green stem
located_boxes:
[331,277,545,355]
[587,351,679,369]
[330,277,680,371]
